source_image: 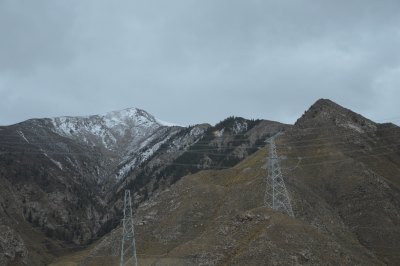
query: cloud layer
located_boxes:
[1,0,399,125]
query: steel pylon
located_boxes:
[264,133,294,217]
[120,190,138,266]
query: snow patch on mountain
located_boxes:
[17,131,29,143]
[190,126,205,137]
[214,128,225,137]
[51,108,158,137]
[41,151,63,170]
[155,118,182,127]
[114,125,209,180]
[49,107,173,153]
[38,107,191,181]
[116,158,138,180]
[115,131,175,180]
[233,121,248,134]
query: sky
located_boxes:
[1,0,399,126]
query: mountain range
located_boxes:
[0,99,399,266]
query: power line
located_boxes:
[1,123,399,148]
[0,133,399,157]
[0,147,398,173]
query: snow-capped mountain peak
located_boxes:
[103,108,158,128]
[48,107,178,153]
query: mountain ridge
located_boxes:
[1,99,399,265]
[295,98,377,133]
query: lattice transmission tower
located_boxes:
[120,190,138,266]
[264,133,294,217]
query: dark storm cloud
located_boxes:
[1,0,399,125]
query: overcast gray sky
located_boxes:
[1,0,399,126]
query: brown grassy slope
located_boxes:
[52,147,386,265]
[280,122,400,265]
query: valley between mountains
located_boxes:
[0,99,399,265]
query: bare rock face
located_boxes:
[0,225,28,265]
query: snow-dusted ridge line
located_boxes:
[49,107,179,135]
[33,106,190,181]
[155,118,183,127]
[48,108,166,141]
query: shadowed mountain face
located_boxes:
[0,108,282,265]
[1,99,400,265]
[0,108,182,265]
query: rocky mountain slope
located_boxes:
[50,99,400,266]
[0,108,183,265]
[109,117,287,210]
[0,107,284,265]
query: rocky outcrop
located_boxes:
[0,225,28,266]
[295,98,377,133]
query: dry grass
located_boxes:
[49,135,399,265]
